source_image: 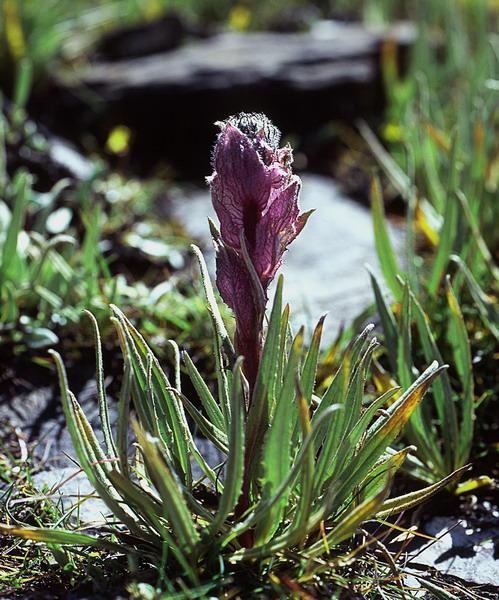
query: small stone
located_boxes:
[408,515,499,586]
[33,468,111,525]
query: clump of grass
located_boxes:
[360,0,498,488]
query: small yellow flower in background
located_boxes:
[143,0,162,20]
[382,122,403,143]
[4,0,26,61]
[416,203,439,247]
[106,125,131,155]
[229,5,251,32]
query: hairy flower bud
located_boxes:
[208,113,310,389]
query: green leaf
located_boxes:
[451,255,499,341]
[209,358,245,534]
[428,134,460,297]
[23,327,59,349]
[368,269,398,372]
[398,284,444,474]
[49,351,151,540]
[0,281,18,322]
[191,242,234,360]
[396,281,413,390]
[177,391,228,453]
[332,362,445,510]
[312,326,376,494]
[0,524,122,553]
[359,121,413,199]
[319,335,380,488]
[246,275,285,482]
[168,339,182,393]
[343,387,401,467]
[455,191,499,281]
[183,351,225,431]
[446,278,474,466]
[409,288,458,472]
[13,58,33,111]
[342,337,379,438]
[117,359,132,477]
[34,285,63,309]
[223,407,340,558]
[1,171,29,283]
[110,305,192,484]
[308,486,390,556]
[255,328,304,544]
[376,465,470,518]
[106,469,196,578]
[300,315,326,404]
[84,311,117,459]
[192,242,235,429]
[289,385,315,539]
[134,424,200,555]
[276,304,291,390]
[360,447,413,500]
[370,176,402,302]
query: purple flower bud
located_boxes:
[208,113,310,389]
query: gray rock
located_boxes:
[408,514,499,586]
[45,22,415,177]
[33,467,110,525]
[0,374,108,469]
[81,22,415,92]
[48,135,94,181]
[31,437,224,525]
[172,174,404,342]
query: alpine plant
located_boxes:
[209,113,311,391]
[0,113,467,585]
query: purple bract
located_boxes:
[208,113,310,390]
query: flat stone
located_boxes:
[172,174,404,341]
[37,22,415,177]
[0,362,224,512]
[409,514,499,586]
[0,371,106,469]
[33,467,111,525]
[31,437,224,525]
[80,23,415,92]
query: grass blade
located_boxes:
[376,465,470,517]
[209,358,245,534]
[183,351,225,431]
[446,278,474,466]
[333,362,445,510]
[451,255,499,341]
[0,524,123,553]
[84,310,117,459]
[368,268,398,372]
[370,176,402,302]
[255,328,304,543]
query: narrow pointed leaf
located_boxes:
[370,176,402,301]
[376,465,470,518]
[210,358,245,533]
[255,328,303,543]
[446,278,474,466]
[183,351,225,431]
[84,310,117,459]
